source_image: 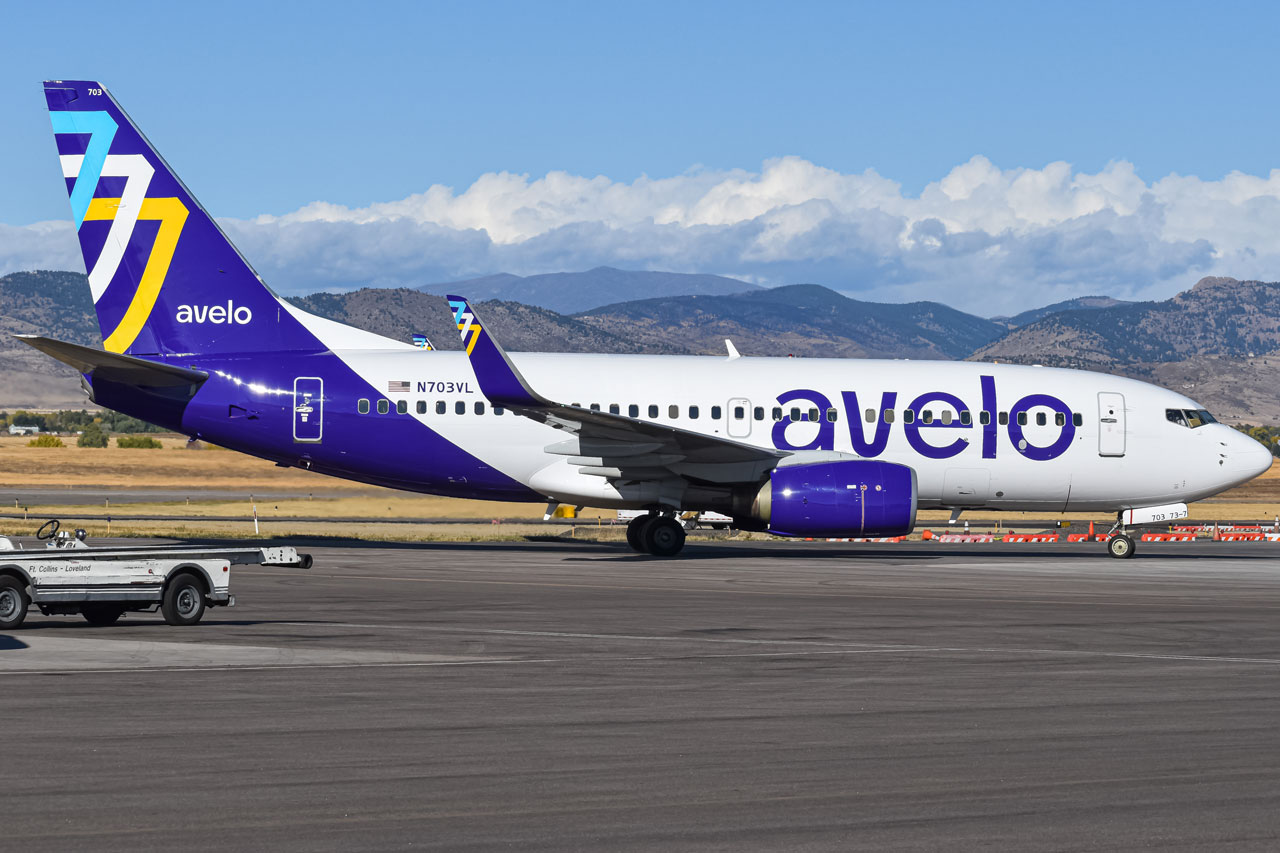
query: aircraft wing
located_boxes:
[445,296,786,486]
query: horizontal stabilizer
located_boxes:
[15,334,207,387]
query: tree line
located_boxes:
[1,409,165,435]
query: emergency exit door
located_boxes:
[293,377,323,443]
[1098,392,1125,457]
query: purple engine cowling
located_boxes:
[753,460,917,538]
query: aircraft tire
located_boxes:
[626,515,654,553]
[162,572,207,626]
[81,604,125,626]
[644,517,686,557]
[1107,534,1136,559]
[0,575,29,630]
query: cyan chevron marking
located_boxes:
[50,110,118,230]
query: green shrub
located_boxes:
[77,423,109,448]
[27,434,64,448]
[116,435,163,449]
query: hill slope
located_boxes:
[0,271,100,408]
[974,277,1280,369]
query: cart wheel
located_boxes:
[81,604,125,626]
[0,576,29,630]
[162,573,206,626]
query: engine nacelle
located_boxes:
[746,460,917,538]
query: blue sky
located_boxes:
[4,0,1280,312]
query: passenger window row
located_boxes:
[357,399,506,416]
[354,399,1085,429]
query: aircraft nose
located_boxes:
[1228,431,1274,480]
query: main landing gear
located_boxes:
[626,513,686,557]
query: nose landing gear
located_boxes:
[1104,515,1137,559]
[1106,532,1136,559]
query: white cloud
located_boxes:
[9,155,1280,314]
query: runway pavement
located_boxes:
[4,539,1280,850]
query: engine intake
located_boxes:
[746,459,917,538]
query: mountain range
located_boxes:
[575,285,1005,360]
[1,268,1278,423]
[418,267,759,314]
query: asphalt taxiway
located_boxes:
[4,539,1280,850]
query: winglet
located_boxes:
[446,296,548,408]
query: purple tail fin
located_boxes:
[45,80,318,356]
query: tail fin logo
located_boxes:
[449,299,482,355]
[51,108,188,353]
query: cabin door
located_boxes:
[293,377,324,443]
[727,397,752,438]
[1097,392,1125,457]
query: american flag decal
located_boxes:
[387,381,411,393]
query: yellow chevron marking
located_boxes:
[457,321,482,355]
[86,197,189,353]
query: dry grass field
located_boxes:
[0,434,367,492]
[0,433,1275,541]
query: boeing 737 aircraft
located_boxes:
[22,81,1274,557]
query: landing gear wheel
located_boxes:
[643,516,686,557]
[0,576,29,629]
[81,604,125,626]
[626,515,655,553]
[1107,533,1136,559]
[162,573,207,626]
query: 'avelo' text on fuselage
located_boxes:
[773,376,1073,461]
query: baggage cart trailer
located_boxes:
[0,520,311,629]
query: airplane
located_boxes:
[21,80,1274,559]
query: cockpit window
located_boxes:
[1167,408,1218,429]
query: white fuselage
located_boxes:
[334,350,1273,513]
